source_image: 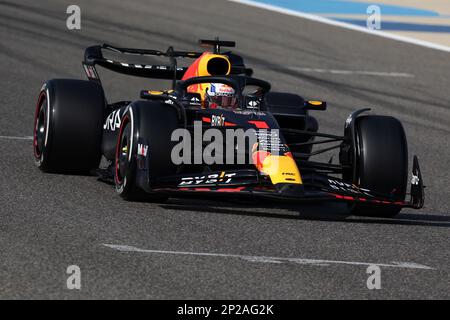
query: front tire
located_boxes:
[348,115,408,217]
[114,101,179,202]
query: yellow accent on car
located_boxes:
[308,100,323,106]
[197,53,231,77]
[260,155,302,185]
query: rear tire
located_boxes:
[33,79,105,173]
[349,115,408,217]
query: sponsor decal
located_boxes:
[211,114,225,127]
[178,172,237,186]
[328,179,372,196]
[247,100,260,109]
[233,110,266,116]
[83,64,98,79]
[210,83,234,95]
[137,143,148,157]
[103,109,121,131]
[254,130,287,153]
[190,96,201,105]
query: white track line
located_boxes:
[287,67,414,77]
[0,135,33,140]
[102,244,434,270]
[227,0,450,53]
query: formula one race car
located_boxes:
[33,39,424,217]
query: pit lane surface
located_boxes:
[0,0,449,299]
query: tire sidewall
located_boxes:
[33,83,55,170]
[114,111,136,196]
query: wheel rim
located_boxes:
[118,124,131,178]
[34,95,47,158]
[115,116,130,185]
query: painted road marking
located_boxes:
[102,244,434,270]
[332,18,450,33]
[240,0,439,16]
[0,135,33,140]
[286,67,414,77]
[227,0,450,53]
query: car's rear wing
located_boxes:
[82,44,203,87]
[82,40,251,88]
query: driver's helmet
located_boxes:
[205,83,238,109]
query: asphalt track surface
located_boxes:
[0,0,449,299]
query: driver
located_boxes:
[204,83,239,109]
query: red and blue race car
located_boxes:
[33,39,424,217]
